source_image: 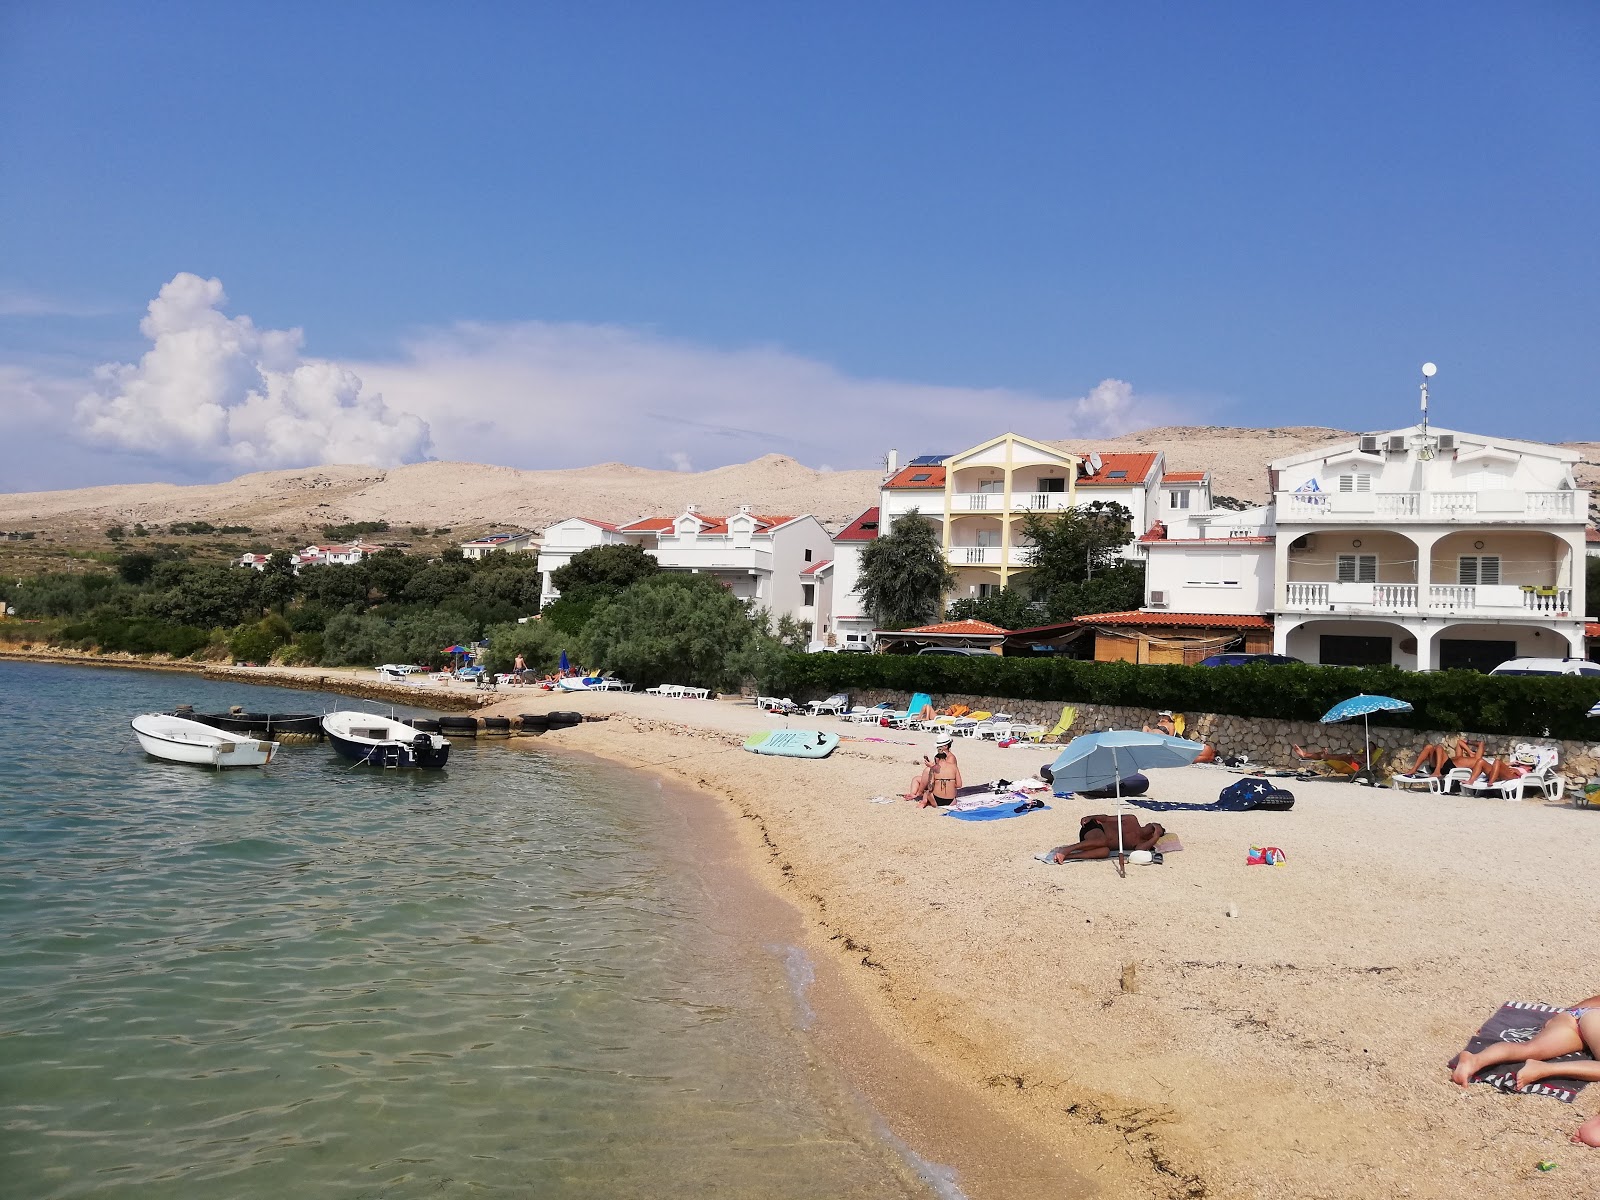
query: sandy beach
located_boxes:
[452,685,1600,1200]
[18,654,1600,1197]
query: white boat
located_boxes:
[321,711,450,769]
[131,713,279,768]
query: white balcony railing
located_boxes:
[951,546,1000,566]
[1427,584,1475,609]
[1372,583,1418,608]
[1284,582,1329,606]
[1283,579,1576,616]
[1524,588,1573,613]
[948,491,1073,513]
[1275,489,1587,522]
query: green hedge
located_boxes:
[768,655,1600,740]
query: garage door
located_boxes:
[1319,635,1392,667]
[1437,639,1517,674]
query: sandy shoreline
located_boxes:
[14,653,1600,1197]
[469,687,1600,1200]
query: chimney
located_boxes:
[886,448,899,477]
[737,504,752,515]
[685,504,699,515]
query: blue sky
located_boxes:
[1,2,1595,489]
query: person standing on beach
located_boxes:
[1450,993,1600,1147]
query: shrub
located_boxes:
[59,615,211,658]
[481,620,565,674]
[766,655,1600,740]
[320,520,390,540]
[578,574,782,691]
[229,615,292,664]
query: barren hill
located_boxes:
[3,427,1595,546]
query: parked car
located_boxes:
[1487,657,1600,678]
[1196,653,1304,667]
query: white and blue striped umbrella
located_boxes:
[1319,694,1413,776]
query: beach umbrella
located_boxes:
[1049,731,1207,861]
[442,644,467,654]
[1319,694,1413,777]
[559,649,570,672]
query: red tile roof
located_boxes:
[1587,527,1600,543]
[1587,622,1600,640]
[1075,610,1274,629]
[884,465,947,490]
[834,507,881,542]
[619,517,673,532]
[800,559,832,575]
[903,619,1010,635]
[1076,452,1160,486]
[1162,471,1208,483]
[568,517,620,531]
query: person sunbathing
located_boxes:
[1407,736,1483,778]
[903,734,961,806]
[1040,813,1165,862]
[1142,711,1178,737]
[1460,745,1535,788]
[1450,995,1600,1146]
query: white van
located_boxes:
[1487,658,1600,678]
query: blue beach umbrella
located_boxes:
[1319,694,1414,775]
[559,649,570,672]
[1050,731,1207,860]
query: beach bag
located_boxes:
[1219,779,1295,811]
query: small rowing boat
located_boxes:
[131,713,279,768]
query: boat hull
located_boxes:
[187,712,324,739]
[131,715,277,768]
[321,712,450,769]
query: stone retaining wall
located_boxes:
[834,687,1600,779]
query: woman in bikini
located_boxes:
[1450,993,1600,1147]
[903,733,962,807]
[1406,735,1483,779]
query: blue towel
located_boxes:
[944,803,1051,822]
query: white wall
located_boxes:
[1145,545,1274,615]
[765,517,836,624]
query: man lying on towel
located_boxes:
[1040,813,1165,863]
[1450,991,1600,1147]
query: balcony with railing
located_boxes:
[1275,489,1585,523]
[948,490,1075,514]
[946,544,1036,568]
[1280,581,1574,617]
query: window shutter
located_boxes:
[1337,554,1357,583]
[1460,556,1478,586]
[1481,556,1500,585]
[1358,555,1376,583]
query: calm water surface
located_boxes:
[0,662,941,1199]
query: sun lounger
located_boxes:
[841,703,892,723]
[757,696,799,713]
[1460,747,1563,802]
[884,692,934,728]
[1391,766,1451,794]
[1029,705,1077,743]
[806,693,849,716]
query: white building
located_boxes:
[459,531,539,560]
[535,506,834,629]
[826,506,881,649]
[238,542,384,571]
[1268,425,1589,669]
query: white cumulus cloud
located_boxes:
[75,273,432,471]
[352,321,1178,472]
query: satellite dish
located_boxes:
[1088,453,1103,473]
[1421,362,1437,377]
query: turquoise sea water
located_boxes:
[0,662,942,1199]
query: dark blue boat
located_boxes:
[320,711,450,769]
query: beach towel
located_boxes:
[944,802,1052,822]
[1127,779,1295,813]
[1449,1002,1596,1103]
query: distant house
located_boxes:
[459,531,539,560]
[535,506,833,629]
[240,542,383,571]
[828,506,880,650]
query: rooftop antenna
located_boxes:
[1412,362,1439,460]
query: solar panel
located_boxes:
[907,455,948,466]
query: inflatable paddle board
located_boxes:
[743,730,839,759]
